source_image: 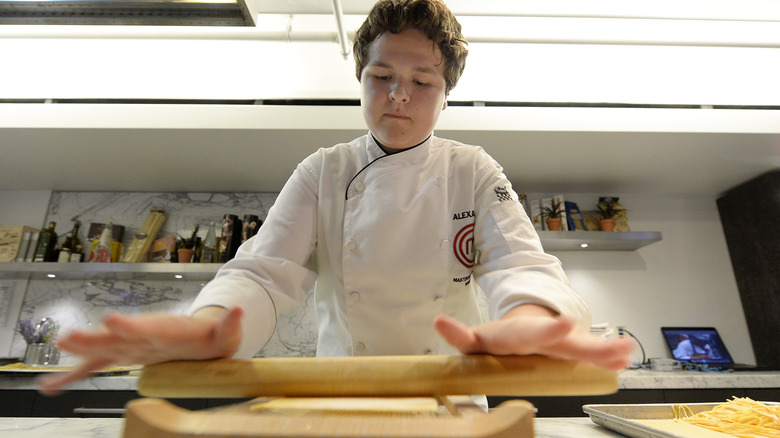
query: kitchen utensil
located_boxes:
[583,402,780,438]
[137,354,618,399]
[126,355,617,437]
[123,396,536,438]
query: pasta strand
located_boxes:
[673,397,780,438]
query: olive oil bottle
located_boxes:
[57,222,81,263]
[33,222,58,262]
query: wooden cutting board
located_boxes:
[122,396,537,438]
[137,354,618,398]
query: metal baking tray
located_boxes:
[583,402,780,438]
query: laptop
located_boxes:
[660,327,774,371]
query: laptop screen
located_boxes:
[660,327,735,365]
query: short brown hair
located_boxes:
[353,0,468,95]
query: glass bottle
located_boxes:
[57,237,73,263]
[200,222,218,263]
[218,214,240,263]
[33,222,57,262]
[92,222,114,263]
[68,222,81,252]
[70,244,84,263]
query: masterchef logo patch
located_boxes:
[453,223,475,268]
[494,186,512,202]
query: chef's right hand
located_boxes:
[37,306,243,395]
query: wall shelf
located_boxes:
[0,231,662,280]
[538,231,662,251]
[0,262,222,281]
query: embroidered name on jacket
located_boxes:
[494,186,512,202]
[453,273,472,286]
[452,210,474,220]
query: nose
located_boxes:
[389,81,410,103]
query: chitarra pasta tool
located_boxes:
[123,354,618,438]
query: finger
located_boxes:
[55,330,114,355]
[36,357,114,396]
[591,338,634,370]
[101,312,146,340]
[215,307,243,338]
[467,315,573,356]
[433,315,480,354]
[210,307,244,357]
[579,337,634,365]
[542,335,634,370]
[532,316,575,346]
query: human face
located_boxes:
[360,29,448,154]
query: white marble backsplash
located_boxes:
[46,191,277,247]
[11,191,318,362]
[12,277,318,363]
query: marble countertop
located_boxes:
[0,416,624,438]
[0,373,139,391]
[1,369,778,392]
[618,368,780,389]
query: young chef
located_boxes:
[39,0,632,394]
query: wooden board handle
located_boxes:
[137,354,618,398]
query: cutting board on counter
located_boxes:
[123,354,618,438]
[123,396,535,438]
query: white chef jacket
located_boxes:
[190,133,591,359]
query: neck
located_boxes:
[373,134,431,155]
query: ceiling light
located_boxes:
[0,0,260,26]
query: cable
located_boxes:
[618,327,647,368]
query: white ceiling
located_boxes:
[258,0,780,20]
[1,0,779,197]
[2,126,775,196]
[1,105,778,197]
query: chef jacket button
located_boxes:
[434,295,443,303]
[355,181,365,192]
[348,291,360,304]
[354,342,366,353]
[424,348,434,355]
[440,240,449,249]
[345,240,356,250]
[435,176,445,186]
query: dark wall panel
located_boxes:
[717,170,780,368]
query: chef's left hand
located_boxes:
[434,304,633,371]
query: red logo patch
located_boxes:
[453,223,475,268]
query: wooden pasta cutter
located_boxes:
[123,354,618,438]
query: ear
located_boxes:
[442,100,448,111]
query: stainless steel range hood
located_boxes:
[0,0,260,26]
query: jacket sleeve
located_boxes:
[189,159,320,358]
[470,150,592,330]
